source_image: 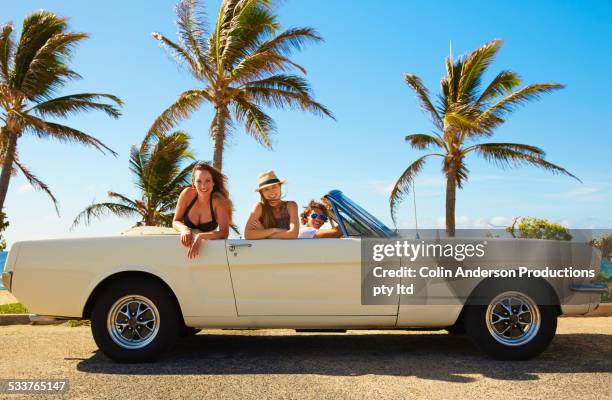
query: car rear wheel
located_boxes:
[464,281,557,360]
[90,279,180,362]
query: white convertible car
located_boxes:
[1,191,607,362]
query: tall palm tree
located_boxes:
[72,131,197,228]
[390,39,579,236]
[147,0,334,171]
[0,11,123,212]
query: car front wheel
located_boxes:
[464,283,557,360]
[90,279,180,363]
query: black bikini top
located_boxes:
[182,194,218,232]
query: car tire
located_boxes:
[464,279,558,360]
[90,278,180,363]
[445,321,466,335]
[180,326,202,337]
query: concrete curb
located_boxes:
[0,314,31,325]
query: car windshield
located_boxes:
[324,190,396,238]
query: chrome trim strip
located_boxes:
[29,314,63,322]
[570,283,609,293]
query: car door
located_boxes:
[226,238,399,316]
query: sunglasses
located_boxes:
[310,213,328,222]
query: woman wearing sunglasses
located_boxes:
[298,200,342,239]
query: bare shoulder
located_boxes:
[212,193,228,210]
[179,187,196,202]
[250,202,263,214]
[286,201,298,211]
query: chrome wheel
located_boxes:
[485,291,540,346]
[107,295,160,349]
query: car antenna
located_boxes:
[413,180,420,240]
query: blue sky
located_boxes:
[3,0,612,244]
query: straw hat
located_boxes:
[255,170,285,191]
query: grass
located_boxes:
[68,319,90,327]
[0,302,28,314]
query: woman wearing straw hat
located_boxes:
[244,171,299,240]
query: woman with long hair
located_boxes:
[173,162,234,258]
[244,171,299,240]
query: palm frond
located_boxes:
[160,160,197,201]
[390,154,441,225]
[219,0,278,68]
[175,0,209,68]
[146,131,193,196]
[458,39,502,101]
[404,73,442,130]
[71,201,140,229]
[476,70,521,104]
[146,89,212,140]
[151,32,202,79]
[22,113,117,156]
[232,51,306,82]
[233,97,274,147]
[231,26,321,77]
[106,191,138,208]
[0,23,15,82]
[463,142,545,157]
[28,92,122,119]
[129,145,148,194]
[405,133,446,151]
[14,157,59,214]
[12,11,70,89]
[470,142,581,182]
[241,74,334,118]
[480,83,564,120]
[20,32,88,100]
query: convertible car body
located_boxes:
[1,190,607,362]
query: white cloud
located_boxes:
[368,180,395,196]
[489,216,511,227]
[559,186,606,201]
[17,184,33,193]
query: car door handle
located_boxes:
[228,243,252,252]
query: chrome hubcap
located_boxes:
[107,295,160,349]
[485,291,540,346]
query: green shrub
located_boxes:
[593,272,612,303]
[0,302,28,314]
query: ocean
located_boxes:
[0,251,6,290]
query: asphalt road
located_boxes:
[0,318,610,399]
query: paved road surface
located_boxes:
[0,318,610,399]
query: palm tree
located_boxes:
[390,39,580,236]
[73,131,197,228]
[0,11,123,213]
[147,0,334,171]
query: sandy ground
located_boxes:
[0,290,17,305]
[0,318,610,399]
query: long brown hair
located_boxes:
[191,162,234,226]
[259,186,284,229]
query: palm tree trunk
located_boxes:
[0,129,18,211]
[445,171,456,237]
[212,105,229,171]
